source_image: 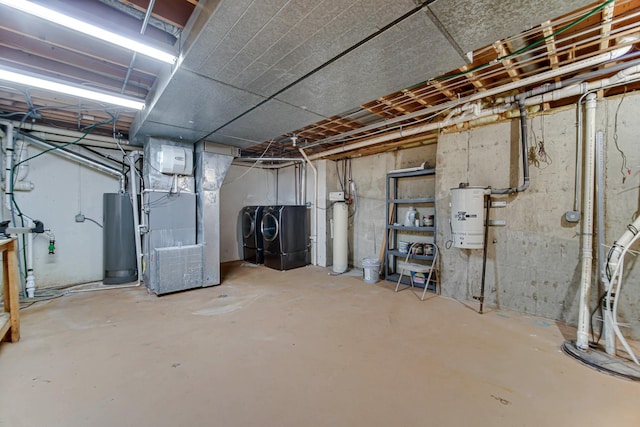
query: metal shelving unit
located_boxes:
[384,168,437,291]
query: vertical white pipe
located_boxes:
[298,148,317,266]
[25,218,35,298]
[1,120,14,215]
[576,93,597,350]
[128,151,143,282]
[595,130,615,355]
[300,162,307,206]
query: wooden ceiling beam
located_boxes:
[401,89,430,106]
[493,41,520,81]
[458,64,486,91]
[541,20,559,70]
[430,81,457,100]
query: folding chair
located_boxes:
[395,242,439,300]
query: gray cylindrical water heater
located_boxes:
[103,193,137,284]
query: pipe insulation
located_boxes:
[576,93,597,351]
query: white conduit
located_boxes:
[128,151,143,282]
[307,49,628,154]
[298,147,317,266]
[576,93,597,351]
[604,215,640,365]
[309,53,640,161]
[308,104,511,160]
[1,120,14,213]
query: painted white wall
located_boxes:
[6,143,121,288]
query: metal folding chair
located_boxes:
[395,242,439,300]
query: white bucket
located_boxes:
[362,257,380,284]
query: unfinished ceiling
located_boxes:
[1,0,640,160]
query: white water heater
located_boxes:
[450,186,488,249]
[332,202,348,273]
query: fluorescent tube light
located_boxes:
[0,0,177,64]
[0,69,146,110]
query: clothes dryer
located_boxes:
[261,205,308,270]
[241,206,264,264]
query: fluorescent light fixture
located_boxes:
[0,0,177,64]
[0,69,146,110]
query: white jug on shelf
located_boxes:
[405,206,417,227]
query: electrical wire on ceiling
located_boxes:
[262,0,640,157]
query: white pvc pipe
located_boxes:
[576,93,597,351]
[604,219,640,365]
[308,104,511,160]
[1,120,14,214]
[298,147,317,266]
[306,49,627,153]
[128,151,143,283]
[25,218,35,298]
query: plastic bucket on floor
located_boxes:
[362,257,380,284]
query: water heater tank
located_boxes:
[103,193,137,284]
[450,187,488,249]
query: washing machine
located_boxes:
[241,206,264,264]
[261,205,309,271]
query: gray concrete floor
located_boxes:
[1,262,639,427]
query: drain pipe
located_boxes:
[298,147,317,265]
[25,217,35,298]
[301,161,307,207]
[1,120,14,215]
[576,93,597,351]
[128,151,143,282]
[491,101,530,195]
[604,214,640,364]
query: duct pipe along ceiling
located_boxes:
[129,0,593,147]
